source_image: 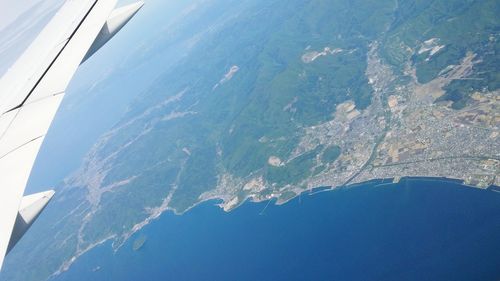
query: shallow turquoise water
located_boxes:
[55,179,500,281]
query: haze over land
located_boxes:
[1,0,498,280]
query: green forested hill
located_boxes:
[2,1,498,280]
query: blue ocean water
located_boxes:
[55,179,500,281]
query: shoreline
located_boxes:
[206,175,498,212]
[49,175,498,280]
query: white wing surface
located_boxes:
[0,0,143,269]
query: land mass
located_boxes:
[203,44,499,212]
[2,1,498,280]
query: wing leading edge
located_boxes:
[0,0,143,269]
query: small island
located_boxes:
[132,235,147,251]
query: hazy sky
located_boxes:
[0,0,42,31]
[0,0,146,31]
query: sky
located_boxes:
[0,0,141,30]
[0,0,44,31]
[0,0,150,75]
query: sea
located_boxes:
[54,178,500,281]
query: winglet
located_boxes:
[82,1,145,62]
[6,190,55,254]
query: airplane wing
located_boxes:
[0,0,143,269]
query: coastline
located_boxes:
[52,177,500,281]
[23,174,500,281]
[263,175,498,209]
